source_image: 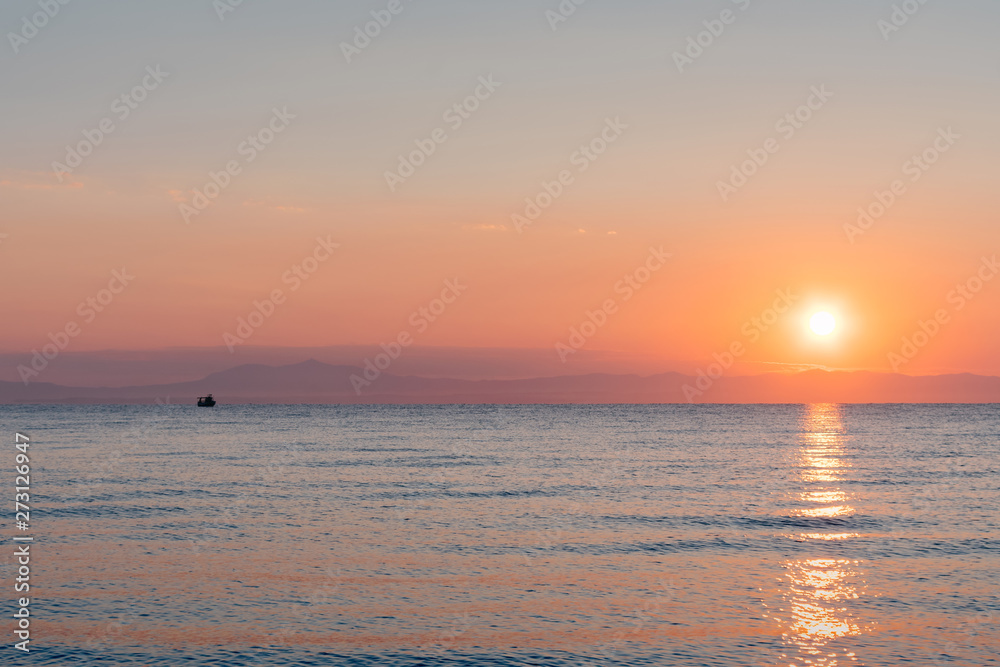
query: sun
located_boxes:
[809,311,837,336]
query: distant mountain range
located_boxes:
[1,359,999,404]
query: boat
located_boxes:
[197,394,217,407]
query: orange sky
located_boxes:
[2,1,999,380]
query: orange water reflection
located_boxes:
[777,404,866,666]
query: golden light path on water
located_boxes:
[775,404,867,666]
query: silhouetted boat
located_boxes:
[197,394,216,407]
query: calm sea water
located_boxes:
[1,404,997,666]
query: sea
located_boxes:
[1,404,997,666]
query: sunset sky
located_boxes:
[2,0,999,383]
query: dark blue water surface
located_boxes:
[1,404,997,665]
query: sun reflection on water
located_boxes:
[774,404,867,666]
